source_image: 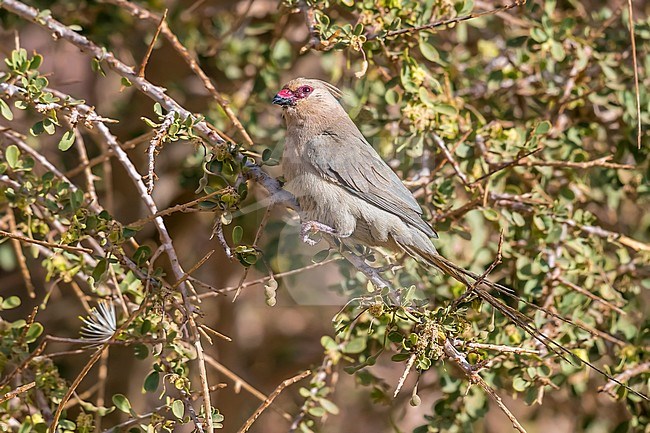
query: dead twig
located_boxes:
[137,8,167,79]
[6,208,35,298]
[204,355,294,422]
[237,370,311,433]
[443,339,528,433]
[0,381,36,404]
[625,0,642,149]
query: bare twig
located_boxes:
[6,208,35,298]
[443,339,528,433]
[137,8,167,78]
[452,340,541,355]
[0,381,36,404]
[232,205,273,301]
[127,189,222,228]
[565,219,650,252]
[146,111,174,194]
[626,0,642,149]
[393,353,417,398]
[555,277,626,315]
[204,355,293,422]
[237,370,311,433]
[0,229,94,254]
[431,133,471,186]
[600,361,650,397]
[373,0,526,39]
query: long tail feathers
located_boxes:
[416,249,649,401]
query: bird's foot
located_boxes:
[300,221,347,246]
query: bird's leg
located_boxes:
[300,220,350,246]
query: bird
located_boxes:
[271,77,546,346]
[270,78,650,401]
[272,77,478,287]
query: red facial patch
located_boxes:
[277,88,293,98]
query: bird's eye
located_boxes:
[300,86,312,93]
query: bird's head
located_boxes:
[272,78,342,112]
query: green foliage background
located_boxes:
[0,0,648,432]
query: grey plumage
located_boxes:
[275,77,440,265]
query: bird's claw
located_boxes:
[300,220,336,246]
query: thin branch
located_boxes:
[443,339,528,433]
[137,8,167,79]
[232,205,273,301]
[146,111,174,194]
[600,361,650,397]
[565,219,650,252]
[452,340,541,355]
[555,276,626,315]
[393,353,417,398]
[198,257,342,298]
[0,229,94,254]
[373,0,526,39]
[127,189,222,228]
[204,355,294,422]
[431,133,471,187]
[626,0,642,149]
[0,381,36,404]
[236,370,311,433]
[6,208,35,298]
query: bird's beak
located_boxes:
[272,89,294,107]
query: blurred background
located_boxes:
[0,0,649,432]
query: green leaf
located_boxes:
[58,130,76,151]
[171,399,185,419]
[25,322,43,343]
[133,344,149,360]
[29,54,43,70]
[121,77,132,87]
[534,121,551,135]
[143,371,160,392]
[133,246,152,266]
[457,0,474,15]
[318,398,339,415]
[271,39,292,68]
[42,118,56,135]
[512,376,528,392]
[550,41,566,62]
[308,406,326,417]
[431,103,457,116]
[1,296,21,309]
[312,249,330,263]
[92,259,108,283]
[385,88,399,105]
[0,98,13,120]
[419,40,439,62]
[112,394,132,414]
[342,337,366,354]
[5,145,20,169]
[30,121,45,136]
[232,225,243,244]
[91,58,106,76]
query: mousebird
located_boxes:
[270,77,649,400]
[272,77,479,288]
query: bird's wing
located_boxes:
[305,129,437,238]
